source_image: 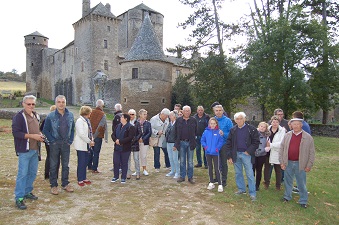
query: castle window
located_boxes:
[107,26,110,32]
[176,69,181,77]
[44,38,46,41]
[132,68,138,79]
[31,62,34,66]
[124,97,127,103]
[63,51,66,62]
[104,40,108,49]
[162,98,165,104]
[140,100,149,105]
[81,62,84,72]
[33,37,35,40]
[104,60,108,71]
[75,47,78,56]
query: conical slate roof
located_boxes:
[124,14,165,62]
[24,31,48,39]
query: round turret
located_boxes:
[24,31,48,48]
[24,31,49,96]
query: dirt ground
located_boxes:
[0,131,244,225]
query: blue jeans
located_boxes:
[195,136,207,166]
[77,150,89,181]
[283,161,308,204]
[153,146,170,169]
[15,150,39,200]
[234,152,256,196]
[90,137,103,171]
[49,142,70,187]
[179,141,194,179]
[167,142,180,176]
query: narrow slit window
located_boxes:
[132,68,138,79]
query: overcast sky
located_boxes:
[0,0,251,74]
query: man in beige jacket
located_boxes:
[279,118,315,208]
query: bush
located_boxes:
[13,90,23,97]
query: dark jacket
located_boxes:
[111,123,136,152]
[131,120,143,151]
[112,110,122,133]
[174,116,197,150]
[223,123,260,163]
[12,110,41,154]
[193,113,210,136]
[165,121,176,143]
[138,120,152,145]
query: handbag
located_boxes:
[149,137,159,147]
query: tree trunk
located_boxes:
[322,110,328,124]
[212,0,224,56]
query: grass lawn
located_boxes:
[0,81,26,92]
[0,118,338,224]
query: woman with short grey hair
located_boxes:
[165,111,180,178]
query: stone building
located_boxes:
[24,1,189,116]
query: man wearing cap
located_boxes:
[280,118,315,208]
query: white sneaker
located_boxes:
[155,169,160,173]
[166,172,175,177]
[173,174,179,179]
[131,172,137,176]
[143,170,149,176]
[207,182,215,190]
[218,185,223,192]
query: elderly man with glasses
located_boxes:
[12,95,44,209]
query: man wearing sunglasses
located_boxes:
[12,95,44,209]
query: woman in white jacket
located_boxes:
[268,116,286,190]
[74,106,94,186]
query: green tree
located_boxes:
[241,0,315,119]
[301,0,339,124]
[192,54,243,115]
[171,74,194,109]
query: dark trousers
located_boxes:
[113,150,130,180]
[88,137,103,171]
[206,155,221,185]
[153,146,170,169]
[44,144,60,179]
[263,155,271,185]
[49,142,70,187]
[219,147,228,185]
[77,150,89,181]
[195,136,207,166]
[254,156,266,188]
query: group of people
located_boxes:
[12,95,315,210]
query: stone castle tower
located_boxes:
[24,0,189,115]
[24,32,49,98]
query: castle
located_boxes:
[25,0,190,116]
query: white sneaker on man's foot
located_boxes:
[207,182,215,190]
[155,169,160,173]
[143,170,149,176]
[132,172,137,176]
[218,185,223,192]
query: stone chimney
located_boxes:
[105,3,111,12]
[82,0,90,17]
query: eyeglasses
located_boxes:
[25,103,36,106]
[129,114,135,116]
[277,114,284,116]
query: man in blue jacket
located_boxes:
[42,95,75,195]
[214,105,233,187]
[12,95,44,209]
